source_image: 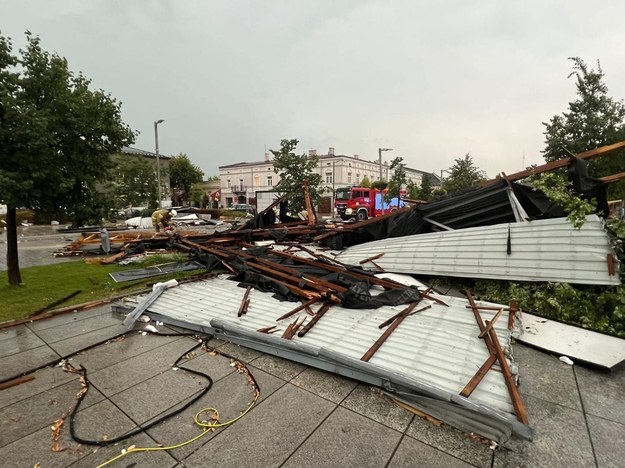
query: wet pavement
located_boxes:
[0,225,80,271]
[1,225,624,466]
[1,304,624,467]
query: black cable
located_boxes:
[2,327,260,448]
[0,329,200,386]
[68,338,214,446]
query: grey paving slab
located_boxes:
[283,406,402,468]
[25,304,113,332]
[0,326,45,358]
[46,323,127,356]
[70,400,177,468]
[406,416,493,468]
[87,337,200,396]
[218,341,263,362]
[35,313,124,344]
[0,378,104,447]
[146,366,285,461]
[0,324,33,342]
[250,353,307,381]
[514,343,582,411]
[182,383,335,467]
[69,330,184,374]
[110,367,210,425]
[0,366,77,410]
[0,424,91,468]
[575,364,625,425]
[493,394,595,468]
[70,432,177,468]
[586,414,625,468]
[0,344,60,381]
[388,435,474,468]
[291,367,358,404]
[341,383,413,432]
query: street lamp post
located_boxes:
[154,119,165,208]
[378,148,393,181]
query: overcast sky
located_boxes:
[2,0,625,179]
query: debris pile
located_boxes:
[56,141,625,443]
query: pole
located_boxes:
[332,161,335,218]
[378,148,383,181]
[154,119,164,209]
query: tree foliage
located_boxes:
[168,153,204,201]
[441,153,486,196]
[0,32,134,285]
[419,174,434,200]
[543,57,625,198]
[371,180,387,190]
[271,139,322,212]
[109,155,157,209]
[385,157,406,205]
[360,175,371,188]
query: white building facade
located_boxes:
[218,147,441,207]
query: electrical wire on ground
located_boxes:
[0,328,260,467]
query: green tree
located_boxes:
[169,153,204,204]
[190,182,204,207]
[406,180,419,199]
[543,57,625,197]
[418,173,433,200]
[371,180,387,190]
[442,153,486,197]
[271,139,323,213]
[385,157,407,207]
[110,155,158,208]
[360,175,371,188]
[0,32,134,285]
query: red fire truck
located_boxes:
[334,186,406,221]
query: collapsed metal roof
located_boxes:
[121,275,533,443]
[336,215,620,286]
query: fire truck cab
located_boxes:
[334,186,405,221]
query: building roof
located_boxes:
[121,146,171,160]
[337,215,619,286]
[219,152,442,183]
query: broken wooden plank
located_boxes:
[482,141,625,187]
[362,301,421,362]
[237,287,252,317]
[297,302,332,337]
[276,298,319,322]
[0,375,35,391]
[460,354,498,398]
[478,308,505,338]
[359,252,385,265]
[488,325,529,424]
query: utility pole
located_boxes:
[154,119,165,208]
[378,148,392,181]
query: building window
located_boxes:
[347,172,352,184]
[326,172,333,184]
[267,176,273,186]
[227,179,231,188]
[356,174,360,183]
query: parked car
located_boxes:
[227,204,256,216]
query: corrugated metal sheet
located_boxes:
[122,275,528,439]
[336,215,619,285]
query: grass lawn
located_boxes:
[0,257,205,323]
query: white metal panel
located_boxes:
[516,312,625,369]
[127,276,518,416]
[336,216,619,285]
